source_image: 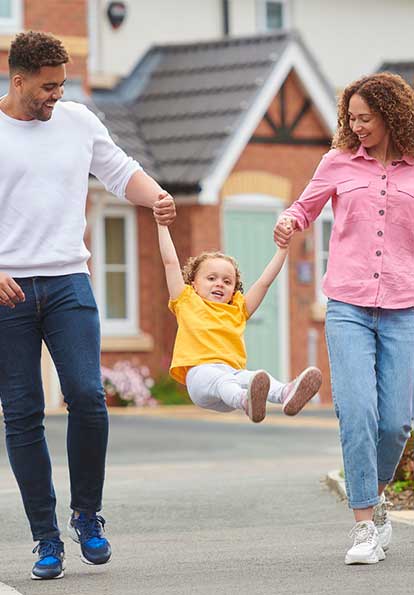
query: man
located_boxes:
[0,31,175,580]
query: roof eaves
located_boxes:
[93,47,163,104]
[149,29,293,54]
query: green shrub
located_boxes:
[150,373,192,405]
[391,480,414,493]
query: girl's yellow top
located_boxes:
[168,285,249,384]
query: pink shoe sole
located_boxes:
[282,367,322,416]
[247,371,270,423]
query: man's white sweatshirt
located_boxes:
[0,101,141,277]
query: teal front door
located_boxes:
[224,206,287,380]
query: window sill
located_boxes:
[311,302,327,322]
[101,333,154,352]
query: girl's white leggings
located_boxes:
[185,363,285,413]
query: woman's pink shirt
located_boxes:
[283,145,414,308]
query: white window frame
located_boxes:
[315,202,333,304]
[256,0,291,32]
[90,194,138,336]
[0,0,23,33]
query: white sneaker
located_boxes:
[246,370,270,423]
[345,520,385,565]
[373,493,392,551]
[281,367,322,416]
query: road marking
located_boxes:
[0,583,23,595]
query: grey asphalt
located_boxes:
[0,409,413,595]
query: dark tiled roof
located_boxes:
[92,103,158,177]
[93,31,334,192]
[378,62,414,87]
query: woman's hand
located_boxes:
[153,191,176,226]
[273,216,297,248]
[0,273,25,308]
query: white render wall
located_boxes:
[91,0,414,89]
[92,0,221,78]
[230,0,257,35]
[291,0,414,89]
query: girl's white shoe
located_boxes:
[281,367,322,416]
[246,370,270,423]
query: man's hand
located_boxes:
[0,273,25,308]
[153,192,176,226]
[273,215,297,248]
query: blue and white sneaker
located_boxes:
[31,538,65,580]
[68,512,111,565]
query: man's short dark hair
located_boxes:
[8,30,69,75]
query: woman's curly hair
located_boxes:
[332,72,414,157]
[182,252,244,295]
[9,31,69,74]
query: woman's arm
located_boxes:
[156,223,185,300]
[273,150,338,247]
[244,248,288,316]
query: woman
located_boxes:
[274,72,414,565]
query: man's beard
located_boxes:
[25,96,55,121]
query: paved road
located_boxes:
[0,408,413,594]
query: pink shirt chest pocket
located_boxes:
[388,182,414,230]
[335,179,377,223]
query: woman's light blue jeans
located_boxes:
[325,299,414,510]
[0,274,108,541]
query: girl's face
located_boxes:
[348,93,389,153]
[192,257,237,303]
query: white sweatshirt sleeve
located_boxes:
[87,107,142,199]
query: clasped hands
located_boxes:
[273,215,297,248]
[153,191,176,226]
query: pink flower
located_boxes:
[101,361,157,407]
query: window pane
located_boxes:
[105,217,125,265]
[0,0,11,17]
[266,2,283,30]
[322,221,332,252]
[106,272,126,318]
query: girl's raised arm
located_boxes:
[156,223,185,300]
[244,248,288,316]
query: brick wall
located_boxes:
[24,0,87,36]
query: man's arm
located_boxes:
[157,224,185,300]
[244,248,288,316]
[126,171,176,225]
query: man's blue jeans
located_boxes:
[325,299,414,509]
[0,274,108,541]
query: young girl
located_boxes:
[155,212,322,423]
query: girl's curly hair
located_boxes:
[332,72,414,157]
[182,252,243,295]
